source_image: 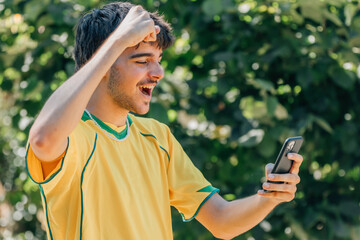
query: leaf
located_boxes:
[304,208,323,229]
[0,78,13,91]
[37,15,55,27]
[257,134,276,158]
[338,201,360,218]
[248,78,276,93]
[314,116,333,134]
[213,52,234,61]
[274,103,288,120]
[290,220,309,240]
[262,46,291,63]
[350,226,360,240]
[238,129,264,147]
[352,16,360,32]
[331,219,351,238]
[344,3,357,26]
[323,10,343,27]
[0,54,17,68]
[268,126,289,140]
[65,62,75,76]
[266,96,278,116]
[23,178,39,194]
[326,0,343,7]
[24,0,50,22]
[296,68,314,89]
[328,66,356,90]
[299,0,325,25]
[349,36,360,48]
[202,0,223,17]
[240,96,268,119]
[289,9,305,25]
[48,4,67,25]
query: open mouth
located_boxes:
[139,84,155,96]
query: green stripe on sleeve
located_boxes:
[181,188,220,222]
[197,185,217,193]
[25,138,69,184]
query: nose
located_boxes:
[149,62,164,81]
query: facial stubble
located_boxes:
[107,66,150,115]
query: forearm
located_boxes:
[29,34,127,160]
[197,193,279,239]
[198,155,303,239]
[217,194,278,238]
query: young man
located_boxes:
[26,2,303,239]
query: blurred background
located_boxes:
[0,0,359,239]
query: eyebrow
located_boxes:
[129,52,163,59]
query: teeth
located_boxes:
[139,85,154,89]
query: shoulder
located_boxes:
[66,116,98,153]
[129,114,171,141]
[130,114,169,132]
[73,119,97,138]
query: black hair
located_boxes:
[74,2,174,72]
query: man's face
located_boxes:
[107,42,164,115]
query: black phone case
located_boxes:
[263,136,303,192]
[271,136,303,174]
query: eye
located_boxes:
[136,61,148,64]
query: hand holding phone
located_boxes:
[271,136,303,174]
[264,136,303,192]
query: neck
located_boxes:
[87,86,128,127]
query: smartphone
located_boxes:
[264,136,303,191]
[271,136,303,174]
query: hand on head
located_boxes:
[144,25,161,42]
[112,5,161,48]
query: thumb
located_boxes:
[265,163,274,179]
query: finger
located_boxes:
[128,5,144,15]
[148,29,157,41]
[143,35,150,42]
[257,190,295,202]
[262,182,297,193]
[287,153,303,174]
[267,173,300,184]
[144,31,156,42]
[265,163,274,178]
[143,19,156,42]
[132,5,144,12]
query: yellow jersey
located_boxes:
[26,112,218,239]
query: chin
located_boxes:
[132,106,150,115]
[136,110,149,115]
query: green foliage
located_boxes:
[0,0,359,239]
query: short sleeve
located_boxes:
[25,122,94,188]
[26,141,67,184]
[166,128,219,222]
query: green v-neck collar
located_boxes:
[81,111,133,140]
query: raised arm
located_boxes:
[196,153,303,239]
[29,6,159,162]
